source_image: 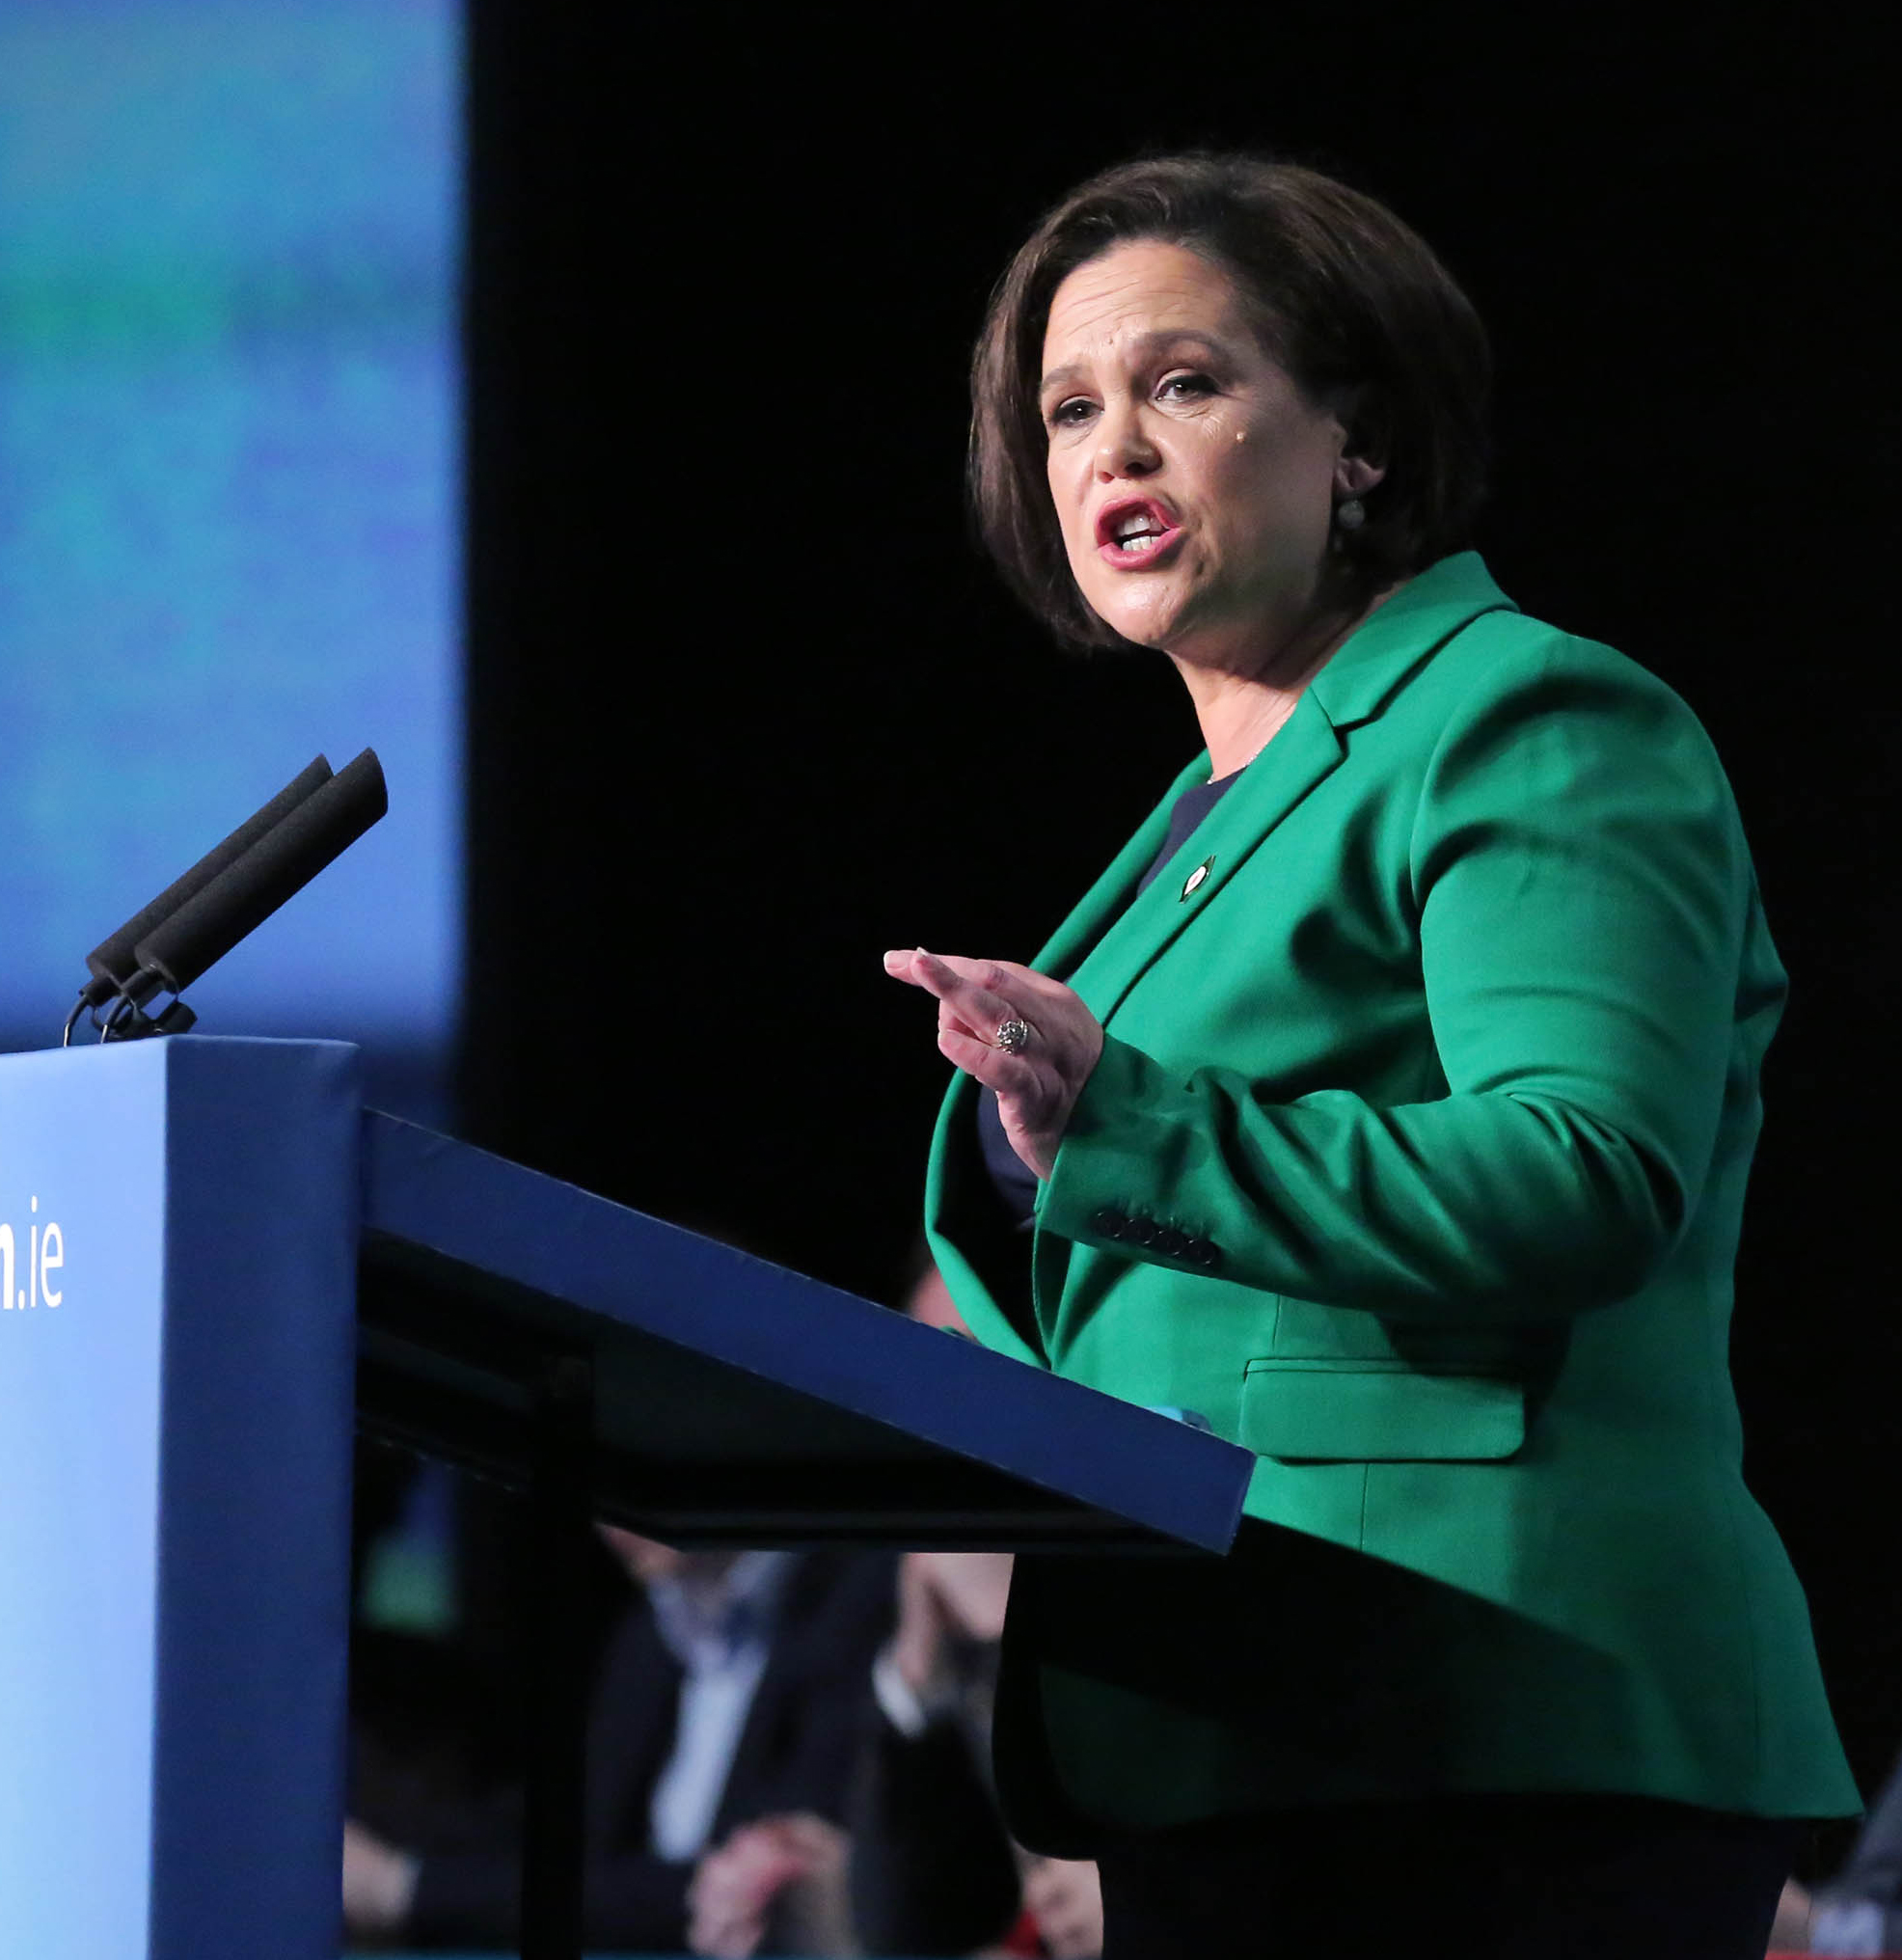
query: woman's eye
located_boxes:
[1157,372,1215,403]
[1046,397,1095,429]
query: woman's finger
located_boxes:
[890,951,1092,1051]
[911,954,1027,1048]
[888,948,1017,1017]
[931,951,1077,1011]
[937,1023,1044,1092]
[935,995,987,1043]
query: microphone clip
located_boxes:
[64,973,199,1048]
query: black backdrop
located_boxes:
[455,7,1898,1823]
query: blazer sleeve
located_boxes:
[1037,638,1757,1323]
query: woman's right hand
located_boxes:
[883,949,1103,1180]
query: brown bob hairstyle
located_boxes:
[969,152,1492,648]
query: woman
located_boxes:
[883,153,1856,1959]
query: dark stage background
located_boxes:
[454,8,1898,1836]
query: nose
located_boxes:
[1094,396,1160,480]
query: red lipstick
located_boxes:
[1094,495,1183,568]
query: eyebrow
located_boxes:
[1039,329,1232,398]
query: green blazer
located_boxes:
[924,553,1856,1849]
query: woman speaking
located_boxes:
[884,154,1855,1958]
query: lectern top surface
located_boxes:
[356,1112,1251,1552]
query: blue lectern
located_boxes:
[0,1040,1250,1960]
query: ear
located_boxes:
[1334,449,1387,500]
[1327,388,1388,500]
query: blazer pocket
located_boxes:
[1240,1358,1526,1462]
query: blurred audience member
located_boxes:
[852,1548,1102,1958]
[852,1547,1019,1953]
[345,1532,892,1954]
[849,1254,1102,1958]
[1019,1856,1108,1960]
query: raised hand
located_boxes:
[883,948,1103,1180]
[892,1550,1014,1696]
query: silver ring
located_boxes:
[993,1017,1032,1055]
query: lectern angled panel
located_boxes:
[0,1040,359,1960]
[358,1113,1254,1549]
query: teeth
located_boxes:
[1119,533,1159,553]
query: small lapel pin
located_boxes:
[1181,856,1215,902]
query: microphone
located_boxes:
[131,749,388,998]
[81,755,334,1009]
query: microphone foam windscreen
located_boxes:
[133,748,388,995]
[83,755,333,1001]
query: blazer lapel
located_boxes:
[1022,711,1345,1331]
[1065,702,1346,1031]
[928,758,1204,1367]
[1058,553,1520,1034]
[1028,753,1208,982]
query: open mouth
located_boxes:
[1095,497,1182,562]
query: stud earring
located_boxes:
[1335,496,1366,532]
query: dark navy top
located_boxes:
[977,769,1242,1226]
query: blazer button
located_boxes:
[1154,1226,1188,1257]
[1090,1207,1128,1238]
[1189,1242,1221,1269]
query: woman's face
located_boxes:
[1040,239,1367,664]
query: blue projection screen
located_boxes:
[0,0,461,1103]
